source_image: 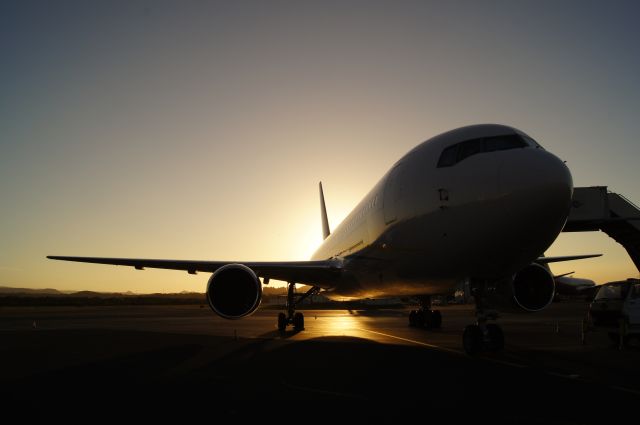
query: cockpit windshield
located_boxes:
[520,134,543,149]
[437,134,529,168]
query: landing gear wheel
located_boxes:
[409,310,418,327]
[277,312,287,331]
[486,324,504,351]
[463,324,483,355]
[293,312,305,331]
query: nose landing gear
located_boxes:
[463,282,505,354]
[408,296,443,329]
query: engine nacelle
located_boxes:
[511,263,556,311]
[484,263,555,313]
[206,264,262,319]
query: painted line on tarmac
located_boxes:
[546,372,640,396]
[610,385,640,397]
[545,371,582,380]
[359,328,533,370]
[356,328,463,355]
[358,327,637,395]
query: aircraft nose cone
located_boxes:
[498,148,573,255]
[537,151,573,196]
[500,148,573,211]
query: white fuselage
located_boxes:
[311,124,573,299]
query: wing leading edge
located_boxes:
[46,256,341,288]
[48,253,601,289]
[535,254,602,264]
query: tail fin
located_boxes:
[319,182,330,240]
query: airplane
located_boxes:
[553,272,597,296]
[532,255,600,296]
[48,124,600,354]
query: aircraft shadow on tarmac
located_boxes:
[258,329,302,339]
[2,329,636,423]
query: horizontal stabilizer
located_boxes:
[553,271,574,279]
[536,254,601,264]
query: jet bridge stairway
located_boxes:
[563,186,640,272]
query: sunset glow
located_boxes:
[1,1,638,293]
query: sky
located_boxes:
[1,0,639,293]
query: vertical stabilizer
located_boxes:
[319,182,331,240]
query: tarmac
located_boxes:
[1,301,638,423]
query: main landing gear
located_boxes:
[463,283,504,355]
[277,283,320,332]
[408,296,442,329]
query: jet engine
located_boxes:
[511,263,556,311]
[206,264,262,319]
[484,263,555,313]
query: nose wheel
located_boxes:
[276,283,318,332]
[463,281,505,354]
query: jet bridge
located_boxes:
[564,186,640,272]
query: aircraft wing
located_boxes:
[47,256,341,288]
[535,254,602,264]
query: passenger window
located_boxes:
[437,145,458,167]
[484,135,527,152]
[457,139,483,162]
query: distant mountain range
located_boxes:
[0,285,395,308]
[0,286,209,306]
[0,286,203,297]
[0,285,297,297]
[0,286,65,295]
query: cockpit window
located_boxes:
[522,135,543,149]
[437,145,458,167]
[437,134,529,168]
[484,135,527,152]
[458,139,483,162]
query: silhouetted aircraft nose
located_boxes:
[499,148,573,238]
[538,150,573,196]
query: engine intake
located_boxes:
[483,263,556,313]
[512,263,555,312]
[206,264,262,319]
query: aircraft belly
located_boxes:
[323,273,457,300]
[331,189,558,301]
[324,245,459,300]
